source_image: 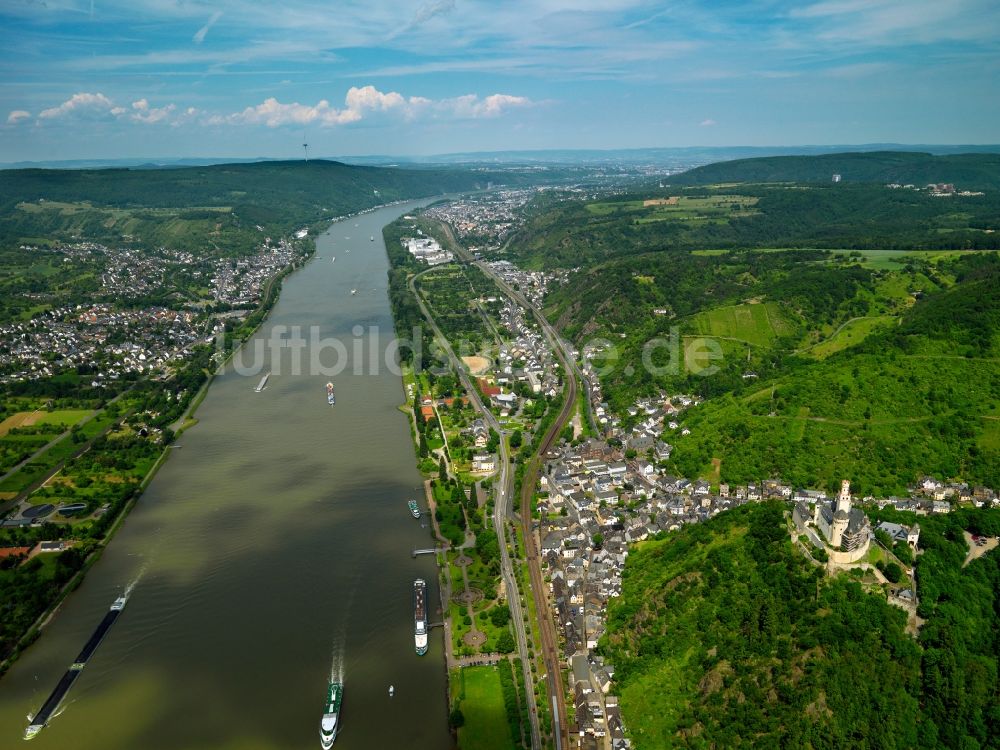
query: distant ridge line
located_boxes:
[3,144,999,171]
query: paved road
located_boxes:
[469,249,583,749]
[409,267,542,749]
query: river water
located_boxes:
[0,201,452,749]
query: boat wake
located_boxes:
[329,648,344,684]
[50,702,70,721]
[125,566,145,598]
[328,567,364,684]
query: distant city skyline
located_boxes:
[2,1,999,162]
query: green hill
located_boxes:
[671,151,1000,190]
[601,502,1000,749]
[0,160,499,253]
[668,256,1000,494]
[533,243,1000,493]
[509,184,1000,272]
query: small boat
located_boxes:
[407,500,420,519]
[350,289,357,296]
[370,236,374,242]
[332,257,335,263]
[388,685,394,697]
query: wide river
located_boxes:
[0,201,452,748]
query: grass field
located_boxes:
[0,410,92,439]
[842,248,995,270]
[688,301,795,347]
[808,316,897,358]
[455,665,514,750]
[585,194,759,225]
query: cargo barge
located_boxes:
[24,592,129,740]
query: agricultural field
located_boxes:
[0,408,95,480]
[584,194,759,225]
[0,411,119,496]
[0,408,91,436]
[687,301,795,347]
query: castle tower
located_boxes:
[831,479,851,548]
[836,479,852,514]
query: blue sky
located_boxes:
[2,0,999,160]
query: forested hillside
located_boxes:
[602,502,1000,749]
[667,256,1000,493]
[510,181,1000,270]
[0,160,498,253]
[670,150,1000,189]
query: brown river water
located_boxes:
[0,200,452,749]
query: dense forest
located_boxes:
[670,150,1000,190]
[602,501,1000,749]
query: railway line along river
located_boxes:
[0,200,451,749]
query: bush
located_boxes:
[489,606,511,627]
[883,561,903,583]
[496,629,516,653]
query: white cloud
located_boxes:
[214,97,362,127]
[699,118,716,127]
[441,93,532,118]
[131,99,177,124]
[344,85,407,113]
[38,92,118,119]
[193,11,224,44]
[215,86,532,127]
[20,85,532,132]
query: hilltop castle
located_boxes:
[813,480,871,562]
